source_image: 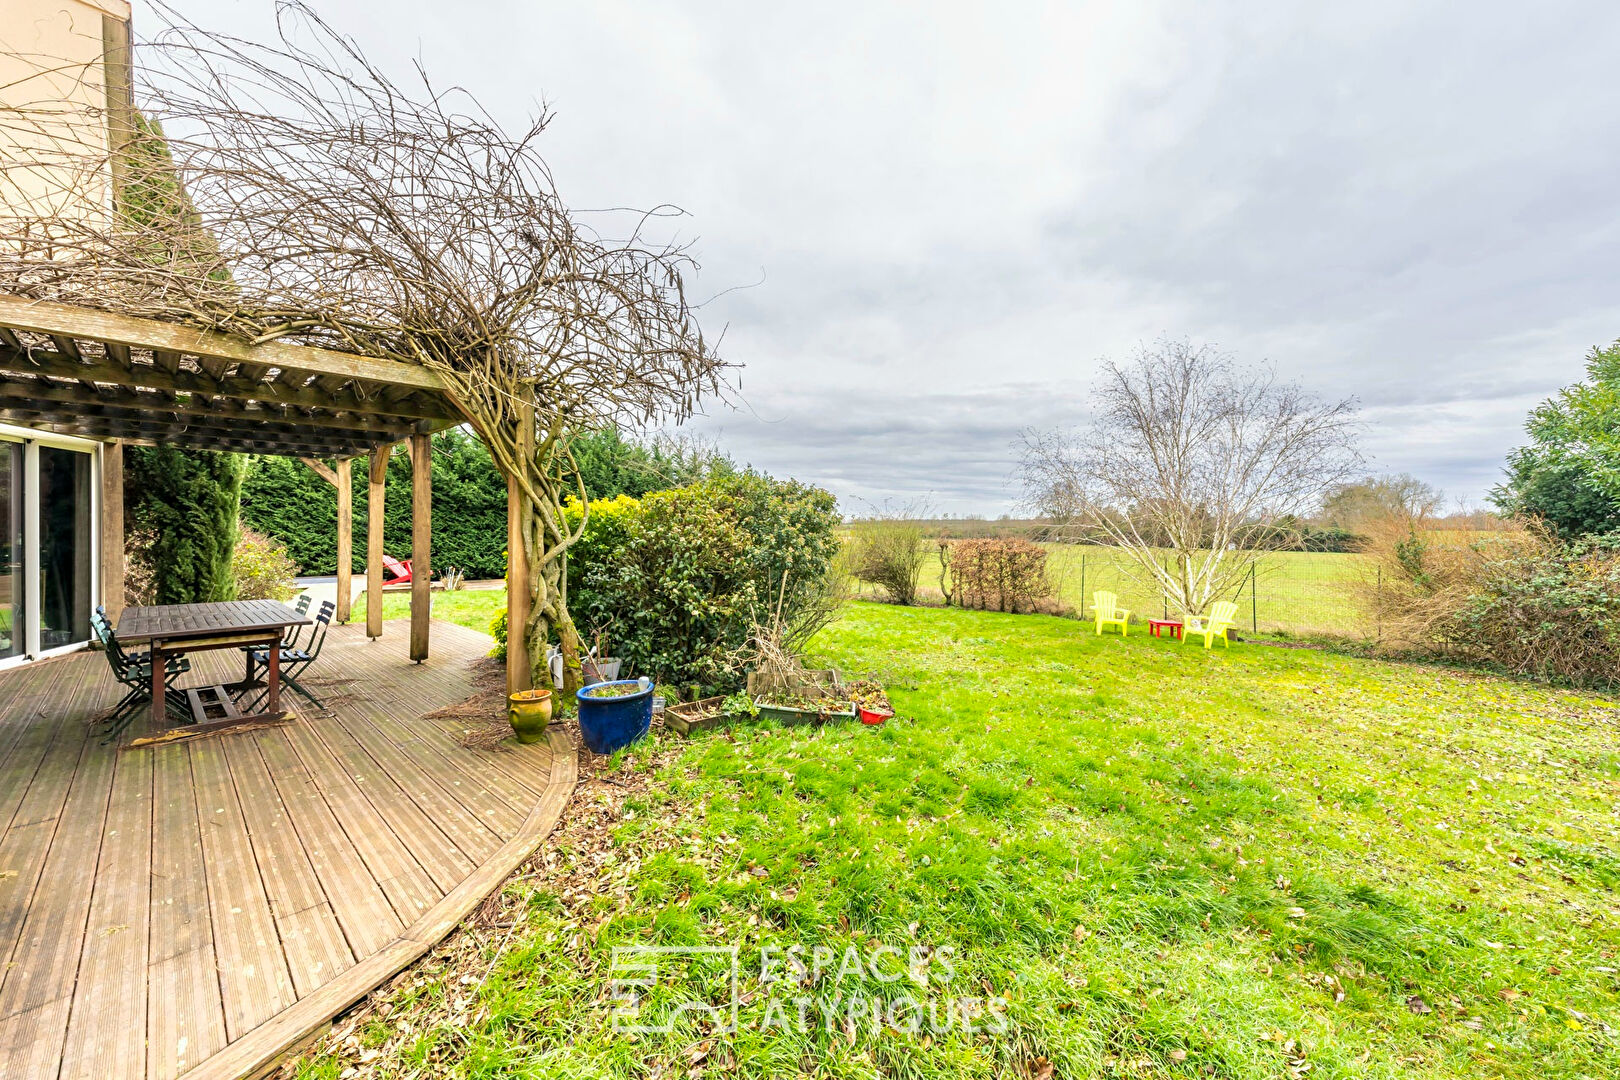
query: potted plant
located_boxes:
[846,680,893,725]
[576,677,654,754]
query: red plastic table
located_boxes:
[1148,619,1183,639]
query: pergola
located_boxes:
[0,291,468,662]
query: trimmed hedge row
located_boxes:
[239,429,508,578]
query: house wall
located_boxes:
[0,0,133,242]
[0,3,129,659]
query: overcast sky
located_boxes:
[143,1,1620,514]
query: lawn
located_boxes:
[366,588,507,636]
[862,545,1372,636]
[298,601,1619,1079]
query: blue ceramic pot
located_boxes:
[575,679,654,754]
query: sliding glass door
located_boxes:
[0,428,99,666]
[0,441,20,661]
[38,446,92,650]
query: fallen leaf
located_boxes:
[1407,995,1432,1015]
[1169,1048,1188,1062]
[1029,1057,1054,1080]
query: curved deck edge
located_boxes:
[179,724,578,1080]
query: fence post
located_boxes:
[1376,565,1382,643]
[1250,564,1258,633]
[1080,552,1086,615]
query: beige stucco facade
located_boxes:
[0,0,133,238]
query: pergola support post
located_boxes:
[335,457,353,623]
[409,434,431,662]
[98,440,124,622]
[366,446,388,639]
[505,405,533,694]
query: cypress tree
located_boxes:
[125,446,246,603]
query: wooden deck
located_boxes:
[0,619,574,1080]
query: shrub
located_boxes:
[946,538,1051,613]
[1361,516,1620,687]
[489,607,508,662]
[549,472,841,692]
[850,517,928,605]
[231,528,300,601]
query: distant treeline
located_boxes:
[863,513,1500,552]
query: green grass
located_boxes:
[864,545,1372,636]
[298,601,1620,1079]
[365,588,507,636]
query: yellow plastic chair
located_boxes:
[1093,591,1130,636]
[1184,600,1239,649]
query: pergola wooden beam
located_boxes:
[409,433,431,662]
[506,403,533,694]
[0,294,449,391]
[0,373,438,437]
[366,446,389,640]
[0,398,401,455]
[301,456,356,624]
[0,346,457,421]
[0,412,378,458]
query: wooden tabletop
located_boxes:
[117,599,311,644]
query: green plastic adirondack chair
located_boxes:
[1184,600,1238,649]
[1093,591,1130,636]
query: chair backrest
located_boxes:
[1207,600,1239,627]
[1093,590,1120,617]
[302,600,336,659]
[382,554,408,572]
[294,593,312,615]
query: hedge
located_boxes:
[240,428,507,577]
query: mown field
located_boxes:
[857,545,1372,636]
[296,601,1620,1080]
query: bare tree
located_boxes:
[0,3,729,687]
[1019,339,1359,618]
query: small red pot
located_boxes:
[857,706,893,726]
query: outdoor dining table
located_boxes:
[116,599,312,738]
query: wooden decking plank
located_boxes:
[187,740,296,1040]
[147,744,226,1080]
[294,711,477,890]
[278,720,443,926]
[0,618,565,1080]
[220,734,353,997]
[252,729,403,959]
[345,705,532,839]
[58,745,153,1080]
[0,691,95,1006]
[326,704,512,858]
[0,717,114,1079]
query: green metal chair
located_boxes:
[245,599,335,711]
[91,610,191,742]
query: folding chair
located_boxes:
[246,599,335,711]
[381,553,412,584]
[91,610,191,742]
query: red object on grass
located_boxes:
[1148,619,1183,639]
[381,553,412,583]
[858,706,892,725]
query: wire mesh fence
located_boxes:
[1042,546,1374,637]
[855,543,1379,638]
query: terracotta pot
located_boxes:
[507,689,553,744]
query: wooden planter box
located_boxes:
[754,697,856,727]
[664,695,728,737]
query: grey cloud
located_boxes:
[144,0,1620,514]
